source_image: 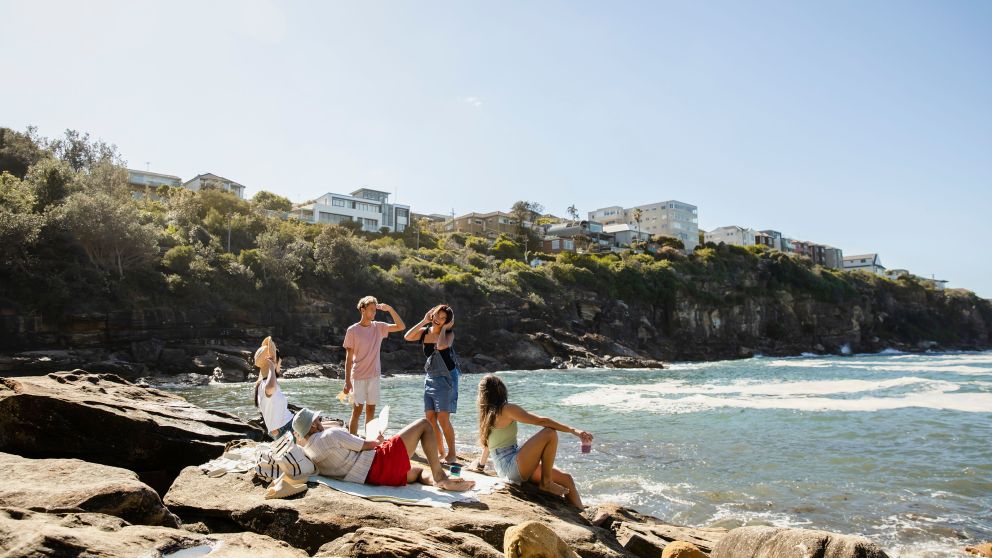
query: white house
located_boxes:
[291,188,410,233]
[603,223,652,248]
[127,169,181,200]
[705,225,756,247]
[182,173,246,199]
[589,200,699,251]
[844,254,885,274]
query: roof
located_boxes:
[603,224,647,234]
[185,173,245,187]
[350,187,391,196]
[844,253,878,261]
[127,169,181,181]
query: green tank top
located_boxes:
[487,420,518,450]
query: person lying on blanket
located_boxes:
[292,408,475,491]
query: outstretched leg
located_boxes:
[514,428,569,498]
[395,419,474,491]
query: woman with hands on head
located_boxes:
[404,303,460,464]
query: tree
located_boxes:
[0,127,47,179]
[48,129,122,172]
[632,207,643,242]
[509,200,544,256]
[251,190,293,212]
[61,191,159,278]
[567,204,579,223]
[24,158,76,211]
[0,172,44,271]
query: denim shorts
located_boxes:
[492,444,527,484]
[424,367,461,413]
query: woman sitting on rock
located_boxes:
[253,336,294,440]
[477,374,592,508]
[404,303,460,464]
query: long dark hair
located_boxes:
[253,349,281,408]
[477,374,508,448]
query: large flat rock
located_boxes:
[0,507,305,558]
[164,462,627,557]
[314,526,504,558]
[0,371,262,492]
[0,452,179,527]
[710,525,890,558]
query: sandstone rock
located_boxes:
[662,541,708,558]
[0,452,179,527]
[0,372,263,493]
[505,520,579,558]
[710,526,889,558]
[315,526,502,558]
[164,458,625,557]
[282,363,342,379]
[0,507,305,558]
[966,542,992,557]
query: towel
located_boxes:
[309,468,504,509]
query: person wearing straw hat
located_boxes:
[293,408,475,491]
[253,336,294,440]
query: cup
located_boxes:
[449,464,462,477]
[581,441,591,454]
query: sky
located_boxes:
[2,1,990,297]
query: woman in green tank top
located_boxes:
[477,374,593,509]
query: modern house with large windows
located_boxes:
[182,173,246,199]
[127,169,181,200]
[844,253,885,274]
[291,188,410,232]
[588,200,699,251]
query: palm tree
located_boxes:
[567,204,578,224]
[632,208,643,248]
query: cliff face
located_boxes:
[1,255,989,375]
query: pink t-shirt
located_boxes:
[343,321,390,380]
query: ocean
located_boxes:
[161,351,992,557]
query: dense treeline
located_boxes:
[2,126,989,357]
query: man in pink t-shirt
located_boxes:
[343,295,406,435]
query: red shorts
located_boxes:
[365,435,411,486]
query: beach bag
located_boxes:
[255,447,280,482]
[271,433,316,478]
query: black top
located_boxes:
[421,327,457,371]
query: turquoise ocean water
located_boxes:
[162,351,992,557]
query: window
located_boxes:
[332,198,347,207]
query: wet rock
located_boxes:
[607,356,665,369]
[0,372,263,493]
[588,503,725,555]
[966,542,992,557]
[315,526,502,558]
[0,452,179,527]
[710,526,889,558]
[282,364,342,379]
[0,507,305,558]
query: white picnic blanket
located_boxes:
[198,441,505,508]
[309,468,504,509]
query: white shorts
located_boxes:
[350,377,381,406]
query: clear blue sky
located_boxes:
[3,1,990,297]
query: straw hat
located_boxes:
[254,336,278,370]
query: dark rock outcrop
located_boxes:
[0,372,263,493]
[0,452,179,527]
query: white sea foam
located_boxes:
[561,378,992,413]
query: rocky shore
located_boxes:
[5,370,980,557]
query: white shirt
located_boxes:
[302,427,375,484]
[256,379,293,433]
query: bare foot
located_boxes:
[436,477,476,491]
[539,481,570,498]
[443,453,458,464]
